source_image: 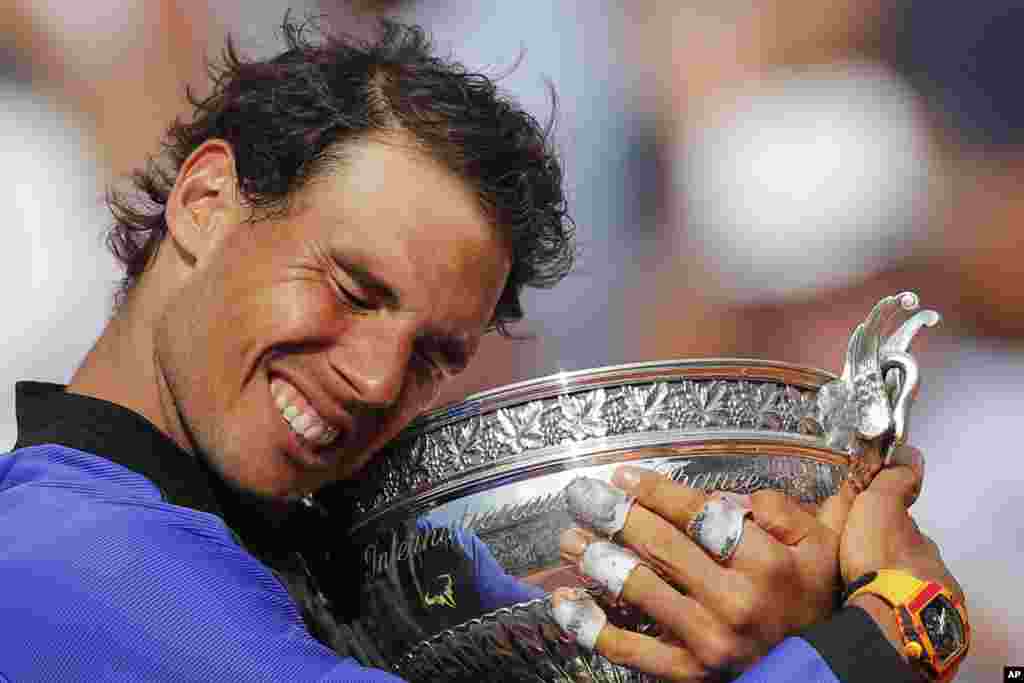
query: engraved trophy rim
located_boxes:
[405,357,837,437]
[336,289,940,532]
[338,357,845,533]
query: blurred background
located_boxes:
[2,1,1020,680]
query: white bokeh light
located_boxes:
[680,62,932,300]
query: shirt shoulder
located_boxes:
[0,444,405,682]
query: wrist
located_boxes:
[848,593,907,662]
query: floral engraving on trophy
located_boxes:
[674,380,731,428]
[781,386,824,435]
[347,377,852,516]
[555,389,609,442]
[618,382,673,432]
[398,438,434,494]
[494,402,548,455]
[434,417,485,472]
[730,381,784,430]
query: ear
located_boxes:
[165,139,244,265]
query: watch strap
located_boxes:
[847,569,930,607]
[842,570,878,603]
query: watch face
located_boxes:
[921,595,966,663]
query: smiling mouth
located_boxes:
[270,376,342,448]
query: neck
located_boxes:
[68,285,185,452]
[68,288,300,526]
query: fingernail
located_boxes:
[560,527,590,563]
[716,491,752,508]
[564,477,635,537]
[549,587,607,650]
[611,465,648,492]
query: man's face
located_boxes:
[154,136,511,500]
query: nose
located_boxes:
[328,315,414,409]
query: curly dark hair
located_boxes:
[107,16,575,335]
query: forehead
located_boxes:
[330,136,488,237]
[296,134,511,317]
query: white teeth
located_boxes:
[304,423,326,443]
[271,377,342,448]
[283,407,341,448]
[291,413,315,432]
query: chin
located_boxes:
[209,449,306,503]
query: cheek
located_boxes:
[235,281,342,354]
[355,375,435,462]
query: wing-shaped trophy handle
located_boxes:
[815,292,940,487]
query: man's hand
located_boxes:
[555,466,857,682]
[840,446,964,654]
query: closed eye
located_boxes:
[332,278,376,312]
[416,338,469,377]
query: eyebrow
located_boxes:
[331,251,401,309]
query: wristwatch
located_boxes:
[845,570,970,682]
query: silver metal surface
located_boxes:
[344,364,837,529]
[327,293,940,683]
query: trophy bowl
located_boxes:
[321,293,939,682]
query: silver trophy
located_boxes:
[322,292,939,682]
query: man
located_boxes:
[0,17,965,682]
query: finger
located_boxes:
[886,445,926,507]
[616,501,731,597]
[560,526,600,565]
[553,542,756,677]
[815,476,858,538]
[561,532,643,602]
[617,565,757,673]
[598,625,709,683]
[549,588,707,682]
[749,489,819,546]
[565,476,636,538]
[567,471,725,593]
[611,466,708,530]
[571,472,792,607]
[869,446,925,508]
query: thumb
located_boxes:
[868,445,925,508]
[816,476,858,537]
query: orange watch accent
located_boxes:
[847,570,970,682]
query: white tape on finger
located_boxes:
[686,493,752,562]
[549,588,608,651]
[564,477,635,538]
[580,541,643,602]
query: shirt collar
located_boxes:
[11,381,335,557]
[13,381,224,515]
